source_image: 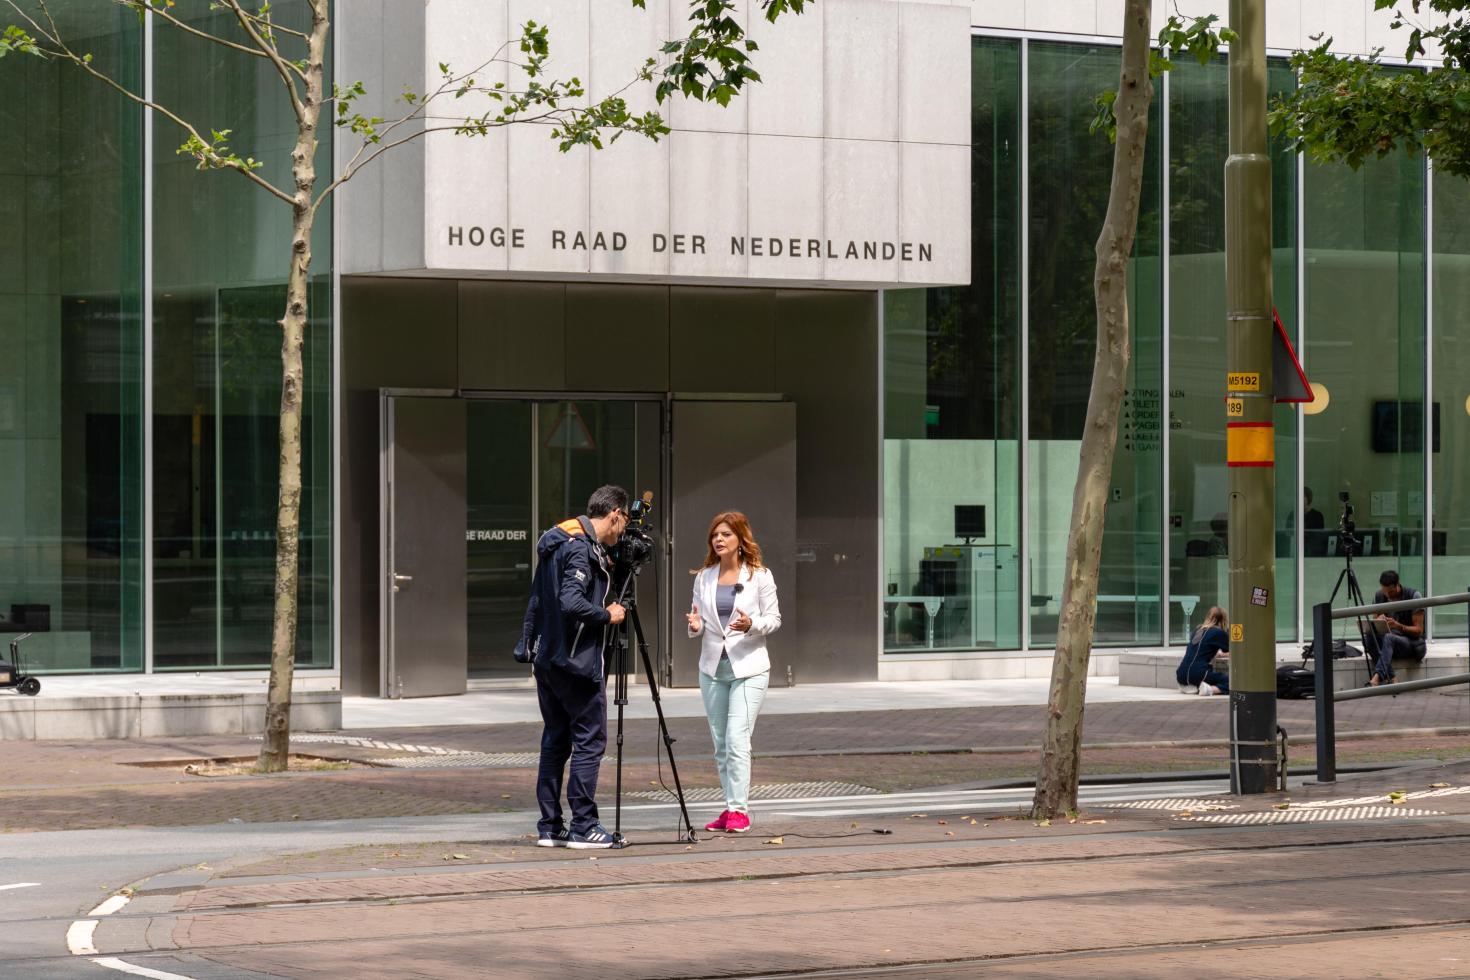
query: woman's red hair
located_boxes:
[702,511,763,569]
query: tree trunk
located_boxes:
[259,1,329,772]
[1031,0,1154,820]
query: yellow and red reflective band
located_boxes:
[1226,421,1274,467]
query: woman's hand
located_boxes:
[729,610,752,633]
[686,605,702,633]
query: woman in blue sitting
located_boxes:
[1176,606,1230,696]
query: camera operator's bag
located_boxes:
[1276,663,1315,699]
[1299,640,1360,661]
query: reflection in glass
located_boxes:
[151,0,332,668]
[1027,42,1162,648]
[1303,145,1425,641]
[0,3,143,671]
[1167,57,1298,643]
[467,402,533,679]
[1432,174,1470,636]
[883,37,1021,653]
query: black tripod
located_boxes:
[605,563,700,845]
[1327,520,1381,676]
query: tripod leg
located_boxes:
[629,607,700,842]
[612,627,629,842]
[1346,570,1381,680]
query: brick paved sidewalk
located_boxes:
[94,759,1470,980]
[340,688,1470,755]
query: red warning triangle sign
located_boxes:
[1272,308,1312,404]
[544,403,597,450]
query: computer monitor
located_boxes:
[954,504,986,542]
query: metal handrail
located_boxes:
[1312,591,1470,783]
[1331,590,1470,619]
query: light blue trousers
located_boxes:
[698,656,770,813]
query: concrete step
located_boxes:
[1120,646,1469,694]
[0,687,341,740]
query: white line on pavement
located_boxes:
[92,957,197,980]
[90,894,132,917]
[65,919,98,956]
[78,893,202,980]
[0,882,39,892]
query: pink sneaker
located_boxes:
[725,811,751,834]
[704,811,730,832]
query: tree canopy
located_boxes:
[1270,0,1470,178]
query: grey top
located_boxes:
[716,584,738,629]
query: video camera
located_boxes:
[610,490,657,576]
[1337,489,1360,556]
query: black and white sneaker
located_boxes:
[568,824,620,849]
[536,827,571,848]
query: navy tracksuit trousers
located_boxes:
[534,663,607,834]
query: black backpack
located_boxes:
[1276,663,1316,699]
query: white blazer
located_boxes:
[687,563,781,679]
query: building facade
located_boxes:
[1,1,1464,696]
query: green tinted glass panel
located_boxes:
[1432,174,1470,635]
[883,36,1022,653]
[0,3,143,672]
[1027,41,1163,648]
[151,1,332,669]
[1168,56,1299,644]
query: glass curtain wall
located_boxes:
[151,1,332,669]
[0,3,144,672]
[1303,147,1426,635]
[882,37,1022,653]
[1432,173,1470,634]
[1027,41,1163,648]
[1167,57,1299,643]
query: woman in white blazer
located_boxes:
[686,510,781,834]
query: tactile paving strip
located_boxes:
[1102,799,1238,812]
[625,781,882,803]
[367,751,543,769]
[263,734,471,756]
[1180,806,1448,824]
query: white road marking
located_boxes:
[92,957,197,980]
[66,919,98,955]
[90,894,131,917]
[0,882,39,892]
[78,893,201,979]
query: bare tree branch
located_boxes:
[6,0,297,206]
[109,0,276,63]
[215,0,308,114]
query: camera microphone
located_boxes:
[733,583,743,594]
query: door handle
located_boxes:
[392,572,413,593]
[514,563,530,570]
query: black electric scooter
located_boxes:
[0,633,41,696]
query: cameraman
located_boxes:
[1369,569,1426,686]
[519,485,629,849]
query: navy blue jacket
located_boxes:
[517,516,614,682]
[1176,626,1229,685]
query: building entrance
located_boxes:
[382,394,662,697]
[466,398,662,681]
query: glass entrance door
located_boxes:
[466,399,659,680]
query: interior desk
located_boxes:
[883,595,945,649]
